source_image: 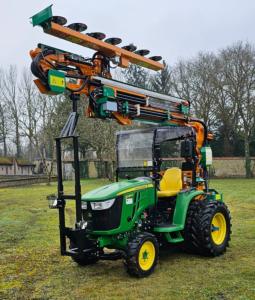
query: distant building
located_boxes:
[32,148,98,178]
[0,157,35,176]
[33,157,55,175]
[63,148,97,161]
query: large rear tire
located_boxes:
[184,200,231,256]
[125,232,159,277]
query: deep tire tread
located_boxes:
[125,232,159,277]
[184,200,232,257]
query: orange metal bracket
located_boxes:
[43,22,164,71]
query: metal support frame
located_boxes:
[55,93,83,255]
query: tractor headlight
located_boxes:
[47,194,59,209]
[90,199,115,210]
[81,202,87,210]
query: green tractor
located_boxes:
[30,5,231,277]
[50,125,231,277]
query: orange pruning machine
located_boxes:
[29,5,193,125]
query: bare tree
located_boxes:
[122,64,149,88]
[150,61,173,94]
[19,68,63,183]
[2,66,22,157]
[218,42,255,177]
[32,93,63,184]
[171,60,194,102]
[168,53,247,158]
[211,57,240,155]
[19,69,39,160]
[190,53,219,129]
[0,69,9,155]
[78,99,120,179]
[170,54,219,129]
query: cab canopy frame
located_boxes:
[116,126,195,178]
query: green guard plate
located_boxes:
[31,5,53,27]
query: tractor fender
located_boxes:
[172,190,204,229]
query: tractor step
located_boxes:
[153,223,183,233]
[164,233,184,243]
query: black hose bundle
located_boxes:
[30,49,55,85]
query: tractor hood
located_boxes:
[82,178,153,201]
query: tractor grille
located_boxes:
[88,196,123,231]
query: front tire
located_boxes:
[184,200,231,256]
[125,233,159,277]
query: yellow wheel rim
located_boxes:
[211,212,227,245]
[138,241,155,271]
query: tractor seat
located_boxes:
[157,167,182,198]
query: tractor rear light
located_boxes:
[90,199,115,210]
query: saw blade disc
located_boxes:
[67,23,87,32]
[87,32,106,40]
[105,37,122,45]
[135,49,150,56]
[122,44,137,52]
[50,16,67,26]
[149,56,162,62]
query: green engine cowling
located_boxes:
[81,178,155,239]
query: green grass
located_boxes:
[0,179,255,300]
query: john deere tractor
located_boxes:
[31,6,231,277]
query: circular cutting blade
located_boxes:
[67,23,87,32]
[135,49,150,56]
[50,16,67,26]
[87,32,106,40]
[122,44,137,52]
[105,37,122,45]
[149,56,162,62]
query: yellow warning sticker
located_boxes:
[49,75,65,87]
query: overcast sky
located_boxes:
[0,0,254,72]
